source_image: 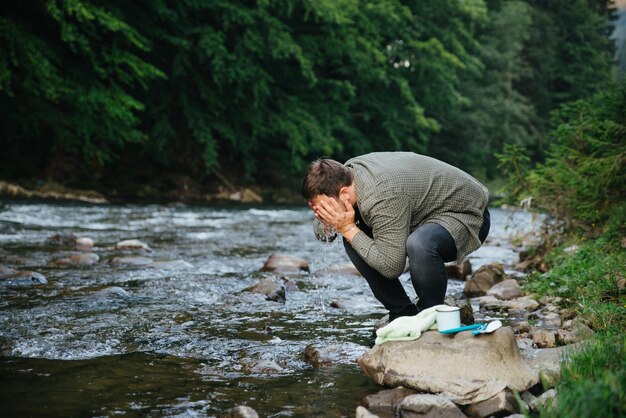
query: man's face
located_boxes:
[309,194,331,209]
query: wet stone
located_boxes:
[303,343,368,368]
[399,394,466,418]
[0,270,48,287]
[463,263,506,297]
[115,239,152,252]
[110,256,154,266]
[260,254,309,273]
[46,233,78,246]
[54,253,100,266]
[487,279,523,300]
[219,405,259,418]
[464,389,518,418]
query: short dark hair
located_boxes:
[301,158,353,201]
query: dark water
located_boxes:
[0,202,537,417]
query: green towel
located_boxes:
[374,304,444,345]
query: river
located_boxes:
[0,201,537,417]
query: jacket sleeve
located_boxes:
[350,193,412,278]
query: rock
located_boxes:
[512,321,530,334]
[313,263,361,277]
[464,389,518,418]
[487,279,523,300]
[542,312,562,328]
[94,286,131,299]
[45,234,77,246]
[463,264,506,297]
[474,295,506,310]
[260,254,309,273]
[303,343,368,368]
[110,256,154,266]
[358,327,538,405]
[0,270,48,287]
[399,394,466,418]
[362,387,418,414]
[55,253,100,266]
[355,406,381,418]
[243,359,284,374]
[243,277,295,302]
[75,237,95,251]
[446,260,472,280]
[529,328,557,348]
[219,405,259,418]
[533,388,558,412]
[115,239,152,252]
[520,342,587,389]
[503,296,540,312]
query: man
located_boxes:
[302,152,490,321]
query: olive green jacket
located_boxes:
[345,152,489,278]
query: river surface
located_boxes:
[0,202,537,417]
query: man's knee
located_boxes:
[406,231,438,260]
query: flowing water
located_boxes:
[0,201,538,417]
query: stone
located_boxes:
[76,237,95,250]
[503,296,540,312]
[95,286,131,299]
[54,253,100,266]
[355,406,381,418]
[244,277,288,302]
[219,405,259,418]
[463,263,506,297]
[512,321,530,334]
[115,239,152,252]
[362,387,417,410]
[313,262,361,277]
[464,389,518,418]
[45,234,77,246]
[358,327,538,405]
[0,270,48,287]
[446,260,472,280]
[303,343,368,368]
[473,295,506,310]
[529,328,556,348]
[533,388,558,412]
[487,279,523,300]
[260,254,309,273]
[399,394,466,418]
[542,313,562,328]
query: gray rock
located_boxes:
[303,343,368,368]
[0,270,48,287]
[219,405,259,418]
[529,328,557,348]
[463,264,506,297]
[446,260,472,280]
[260,254,309,273]
[115,239,152,252]
[399,394,466,418]
[464,389,518,418]
[313,262,361,277]
[355,406,381,418]
[362,387,417,411]
[75,237,95,251]
[503,296,540,312]
[55,253,100,266]
[487,279,523,300]
[244,277,290,302]
[358,327,538,405]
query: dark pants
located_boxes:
[344,208,490,317]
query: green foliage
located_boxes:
[526,82,626,227]
[540,336,626,418]
[0,0,619,188]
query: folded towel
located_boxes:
[375,304,444,345]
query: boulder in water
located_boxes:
[75,237,95,251]
[0,269,48,287]
[358,327,538,405]
[243,277,294,302]
[446,260,472,280]
[487,278,524,300]
[45,234,77,246]
[463,263,506,297]
[219,405,259,418]
[115,239,152,252]
[260,254,309,273]
[54,253,100,266]
[303,343,368,368]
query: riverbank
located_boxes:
[517,209,626,417]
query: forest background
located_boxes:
[0,0,623,203]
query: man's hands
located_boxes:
[309,195,357,236]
